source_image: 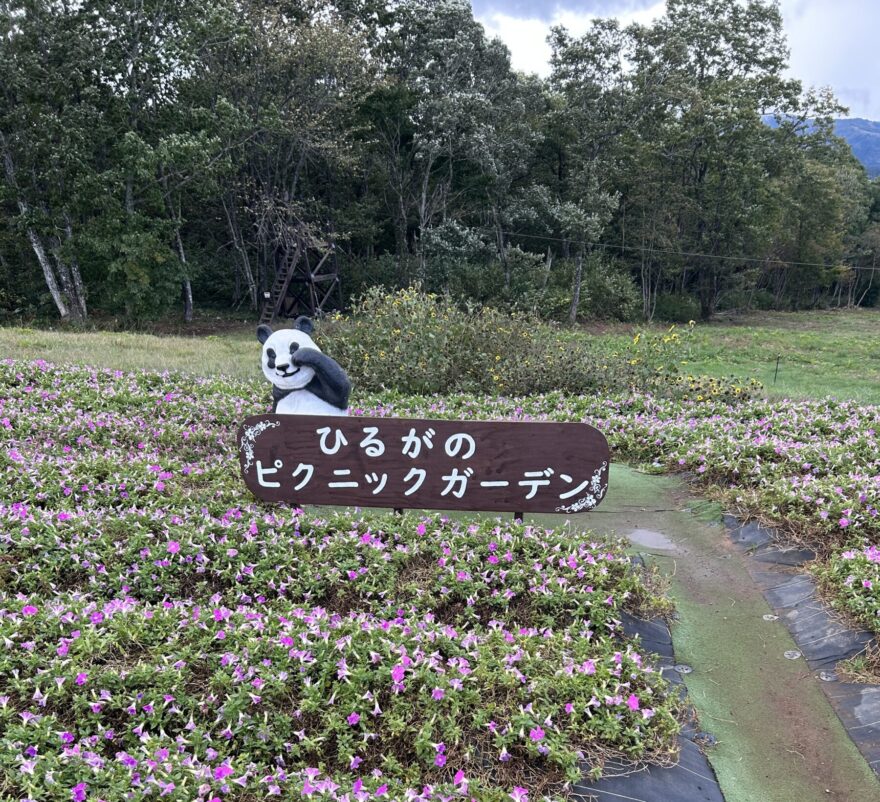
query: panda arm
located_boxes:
[292,348,351,410]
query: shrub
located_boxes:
[576,257,640,322]
[321,286,658,396]
[320,287,757,402]
[652,293,701,323]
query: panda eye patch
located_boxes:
[289,342,300,353]
[266,348,276,359]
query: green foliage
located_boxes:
[0,0,877,326]
[322,285,625,395]
[320,286,752,402]
[653,293,702,323]
[815,546,880,631]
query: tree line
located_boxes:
[2,0,878,324]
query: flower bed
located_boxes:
[0,361,680,801]
[368,393,879,629]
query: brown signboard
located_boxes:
[238,414,610,514]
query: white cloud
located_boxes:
[779,0,879,119]
[476,1,879,119]
[478,2,665,77]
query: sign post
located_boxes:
[239,415,610,515]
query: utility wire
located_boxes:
[483,227,880,273]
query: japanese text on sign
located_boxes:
[239,415,610,514]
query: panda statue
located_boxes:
[257,317,350,416]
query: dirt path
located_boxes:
[532,465,880,802]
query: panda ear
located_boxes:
[293,316,314,335]
[256,324,273,344]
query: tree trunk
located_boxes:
[48,236,84,322]
[493,206,509,290]
[541,247,553,291]
[182,279,194,323]
[857,258,875,307]
[26,227,70,319]
[1,136,72,319]
[568,247,585,325]
[174,227,193,323]
[222,195,258,309]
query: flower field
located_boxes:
[1,357,879,800]
[372,392,880,630]
[0,361,679,802]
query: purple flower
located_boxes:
[213,763,233,780]
[529,726,544,741]
[22,605,38,616]
[346,712,360,726]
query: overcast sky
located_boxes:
[471,1,879,120]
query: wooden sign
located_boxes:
[238,414,609,514]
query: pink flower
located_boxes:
[627,694,640,711]
[166,541,180,553]
[510,787,529,802]
[22,605,38,616]
[529,726,544,741]
[839,517,850,528]
[347,712,360,726]
[416,523,426,535]
[431,688,445,700]
[213,763,233,780]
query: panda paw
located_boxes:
[291,347,322,366]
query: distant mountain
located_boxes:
[834,118,880,178]
[763,116,880,178]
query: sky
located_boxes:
[471,1,880,120]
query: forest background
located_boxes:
[2,0,879,327]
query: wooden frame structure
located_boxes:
[259,229,341,324]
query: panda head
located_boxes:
[257,317,319,391]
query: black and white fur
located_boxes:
[257,317,350,416]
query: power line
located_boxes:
[485,227,880,273]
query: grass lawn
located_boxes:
[3,306,879,402]
[0,323,258,379]
[581,308,880,403]
[680,309,880,404]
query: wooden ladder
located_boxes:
[259,244,300,325]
